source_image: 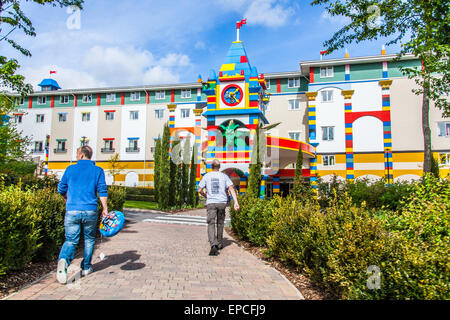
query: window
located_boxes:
[82,112,91,122]
[439,153,450,165]
[322,155,336,167]
[289,132,301,141]
[288,78,300,88]
[80,137,89,146]
[150,146,155,153]
[18,97,24,105]
[37,96,47,105]
[36,114,45,123]
[58,113,67,122]
[106,93,116,102]
[437,122,450,137]
[322,126,335,141]
[34,141,44,152]
[155,109,164,119]
[60,96,69,104]
[155,91,165,100]
[15,115,23,123]
[180,108,190,118]
[321,90,333,102]
[288,99,300,110]
[82,95,92,103]
[105,112,115,121]
[130,111,139,120]
[127,140,139,152]
[57,140,66,151]
[320,66,334,78]
[181,89,191,99]
[130,92,141,101]
[266,80,271,90]
[103,140,114,151]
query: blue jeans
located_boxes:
[58,210,98,270]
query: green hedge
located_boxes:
[230,175,449,299]
[0,181,127,276]
[125,194,155,202]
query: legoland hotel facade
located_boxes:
[6,31,450,196]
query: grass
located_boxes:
[124,200,159,210]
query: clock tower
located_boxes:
[199,22,270,175]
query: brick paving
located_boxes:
[4,209,303,300]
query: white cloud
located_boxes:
[244,0,294,27]
[320,10,351,25]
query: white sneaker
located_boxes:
[56,259,68,284]
[81,267,93,277]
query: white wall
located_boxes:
[73,107,98,161]
[120,104,147,161]
[351,82,382,112]
[18,108,52,161]
[175,103,196,128]
[315,87,346,154]
[353,116,384,152]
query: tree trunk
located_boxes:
[422,81,432,174]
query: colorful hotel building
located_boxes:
[6,34,450,196]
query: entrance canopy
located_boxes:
[266,136,316,170]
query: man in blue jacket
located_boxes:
[56,145,108,284]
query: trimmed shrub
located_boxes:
[125,194,155,202]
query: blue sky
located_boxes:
[1,0,402,90]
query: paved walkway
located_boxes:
[4,209,303,300]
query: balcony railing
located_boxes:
[125,147,140,153]
[101,148,115,153]
[54,149,67,154]
[31,149,44,154]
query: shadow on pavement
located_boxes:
[92,250,146,273]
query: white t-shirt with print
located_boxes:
[198,171,233,205]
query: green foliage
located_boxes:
[154,137,161,204]
[247,128,262,198]
[317,175,412,211]
[187,146,199,207]
[158,123,171,209]
[231,175,450,299]
[0,181,66,275]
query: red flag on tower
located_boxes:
[237,19,247,29]
[50,71,57,74]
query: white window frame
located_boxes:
[18,97,24,106]
[81,112,91,122]
[58,113,67,122]
[60,96,69,104]
[322,155,336,167]
[130,92,141,102]
[57,140,66,151]
[155,91,166,100]
[439,153,450,166]
[104,140,114,150]
[155,109,164,119]
[320,66,334,78]
[288,78,300,88]
[105,112,115,121]
[180,108,190,118]
[321,90,334,103]
[36,114,45,123]
[181,89,192,99]
[288,131,301,141]
[266,80,271,90]
[437,121,450,137]
[129,111,139,120]
[106,93,116,103]
[322,126,335,141]
[37,96,47,105]
[288,99,300,111]
[15,115,23,123]
[34,141,44,152]
[128,139,139,150]
[82,94,92,104]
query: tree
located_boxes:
[187,143,199,207]
[108,153,124,186]
[247,127,262,198]
[293,146,304,195]
[153,137,161,204]
[179,136,191,205]
[310,0,450,174]
[0,0,83,94]
[0,95,30,163]
[158,123,171,209]
[168,140,180,207]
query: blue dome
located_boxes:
[38,79,61,90]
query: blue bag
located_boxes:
[99,211,125,237]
